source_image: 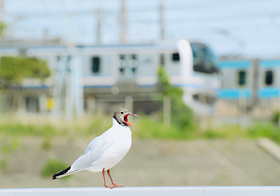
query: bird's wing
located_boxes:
[70,133,111,171]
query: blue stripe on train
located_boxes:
[218,88,280,99]
[259,60,280,68]
[218,60,252,69]
[258,88,279,98]
[217,89,251,99]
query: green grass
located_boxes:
[0,158,7,169]
[0,123,56,137]
[42,137,52,150]
[134,115,195,140]
[41,159,70,178]
[135,116,280,144]
[0,115,280,145]
[202,123,280,145]
[202,125,247,139]
[1,137,19,154]
[248,123,280,144]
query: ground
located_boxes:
[1,137,280,188]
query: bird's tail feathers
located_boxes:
[52,166,80,180]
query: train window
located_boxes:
[91,57,100,73]
[119,55,125,74]
[130,54,137,74]
[238,70,246,86]
[120,55,125,60]
[131,54,137,60]
[265,70,273,85]
[172,53,180,61]
[160,54,165,66]
[119,67,124,73]
[191,45,200,67]
[191,43,218,74]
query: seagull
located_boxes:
[52,108,138,189]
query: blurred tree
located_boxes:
[0,56,51,112]
[0,56,51,90]
[157,66,196,130]
[157,66,182,97]
[0,22,8,38]
[272,111,280,126]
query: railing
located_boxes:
[1,186,280,196]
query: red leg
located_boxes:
[107,169,124,188]
[102,168,113,189]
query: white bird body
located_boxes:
[53,108,137,188]
[72,118,131,173]
[55,118,132,178]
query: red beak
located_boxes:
[124,113,139,129]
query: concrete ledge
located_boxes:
[1,186,280,196]
[258,138,280,162]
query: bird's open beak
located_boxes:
[130,113,139,117]
[124,113,139,129]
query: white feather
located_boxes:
[65,118,132,175]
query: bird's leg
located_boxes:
[107,169,124,188]
[102,168,113,189]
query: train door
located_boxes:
[118,54,138,79]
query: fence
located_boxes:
[1,186,280,196]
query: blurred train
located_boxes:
[0,39,220,115]
[218,59,280,119]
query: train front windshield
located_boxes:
[190,43,218,74]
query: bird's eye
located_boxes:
[121,112,124,114]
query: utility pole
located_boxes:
[119,0,127,44]
[0,0,5,40]
[159,1,170,125]
[159,0,165,41]
[159,0,165,65]
[163,96,171,125]
[0,0,5,22]
[95,9,102,45]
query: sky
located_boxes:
[2,0,280,58]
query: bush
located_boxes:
[272,111,280,124]
[41,159,70,178]
[0,158,7,169]
[157,66,197,131]
[0,56,51,89]
[171,97,196,130]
